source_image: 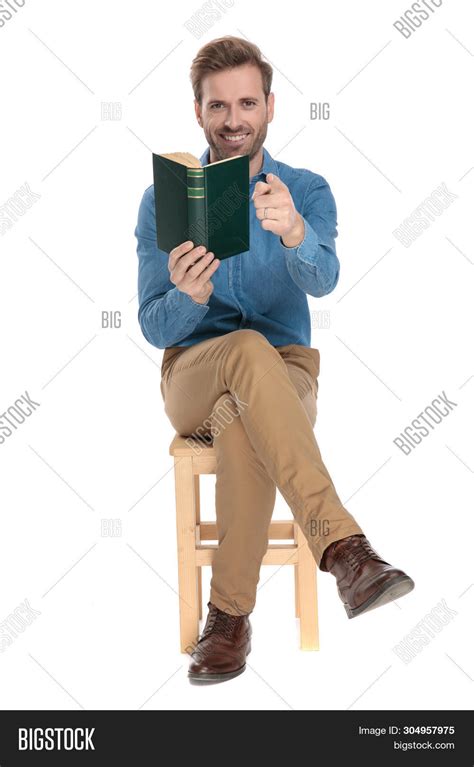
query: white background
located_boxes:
[0,0,473,711]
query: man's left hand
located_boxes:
[252,173,305,247]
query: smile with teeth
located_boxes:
[221,133,249,142]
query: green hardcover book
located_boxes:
[152,151,249,260]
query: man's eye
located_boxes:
[210,103,223,109]
[244,101,256,107]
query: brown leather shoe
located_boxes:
[320,534,415,618]
[188,602,252,683]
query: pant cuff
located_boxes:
[209,589,254,617]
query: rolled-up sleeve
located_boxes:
[135,185,209,349]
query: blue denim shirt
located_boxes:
[135,146,340,349]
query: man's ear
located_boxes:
[194,99,203,127]
[266,92,275,124]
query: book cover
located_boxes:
[152,151,249,260]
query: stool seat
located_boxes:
[169,432,319,653]
[169,434,213,453]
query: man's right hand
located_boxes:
[169,241,220,305]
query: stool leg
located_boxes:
[295,524,319,651]
[294,525,300,618]
[294,565,301,617]
[294,565,300,617]
[197,568,202,621]
[174,456,200,654]
[194,475,203,621]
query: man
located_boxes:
[134,35,415,684]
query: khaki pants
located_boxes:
[160,329,364,616]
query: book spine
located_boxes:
[186,168,207,249]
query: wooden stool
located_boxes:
[170,433,319,653]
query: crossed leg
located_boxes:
[208,351,318,615]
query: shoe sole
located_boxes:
[188,662,247,684]
[345,575,415,619]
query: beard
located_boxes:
[204,118,268,164]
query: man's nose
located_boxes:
[223,106,243,130]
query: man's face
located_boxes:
[195,63,274,163]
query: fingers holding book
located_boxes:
[169,240,220,306]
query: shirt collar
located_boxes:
[199,145,278,181]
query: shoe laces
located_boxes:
[201,607,241,642]
[342,538,378,572]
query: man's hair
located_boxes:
[190,35,273,104]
